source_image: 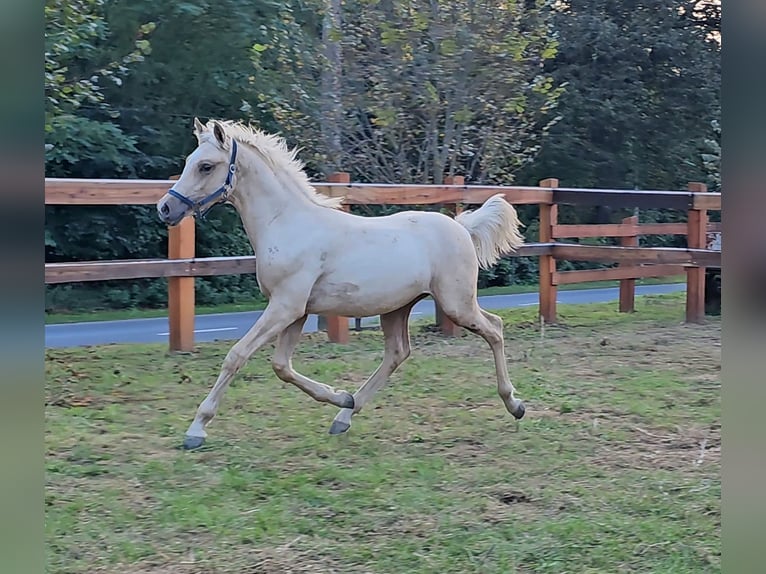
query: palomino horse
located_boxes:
[157,118,527,450]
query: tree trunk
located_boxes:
[320,0,343,174]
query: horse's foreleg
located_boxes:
[272,315,356,406]
[329,304,413,435]
[183,302,315,449]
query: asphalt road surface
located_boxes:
[45,283,685,349]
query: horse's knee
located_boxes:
[223,345,250,372]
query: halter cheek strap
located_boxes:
[168,140,238,219]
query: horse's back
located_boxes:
[338,209,475,268]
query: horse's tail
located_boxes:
[455,193,525,269]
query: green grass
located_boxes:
[44,275,685,324]
[45,293,720,573]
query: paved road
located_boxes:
[45,283,686,349]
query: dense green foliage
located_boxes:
[44,0,720,312]
[519,0,720,190]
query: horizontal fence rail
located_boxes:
[45,246,565,284]
[44,244,721,285]
[45,175,721,351]
[46,179,722,210]
[550,245,721,267]
[45,178,554,206]
[551,188,721,210]
[552,221,722,238]
[45,179,173,205]
[44,256,260,283]
[553,264,686,285]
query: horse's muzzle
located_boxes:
[157,194,189,226]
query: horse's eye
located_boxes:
[199,163,213,174]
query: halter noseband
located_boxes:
[168,140,238,219]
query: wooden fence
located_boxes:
[45,175,721,351]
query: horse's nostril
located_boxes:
[161,204,170,215]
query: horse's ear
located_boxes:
[211,120,227,148]
[193,117,205,136]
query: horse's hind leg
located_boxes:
[436,296,525,419]
[328,300,416,435]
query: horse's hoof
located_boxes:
[339,392,355,410]
[328,420,351,435]
[183,435,206,450]
[512,401,526,420]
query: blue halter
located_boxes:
[168,140,238,219]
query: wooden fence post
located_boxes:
[323,172,351,344]
[619,215,639,312]
[538,178,559,323]
[685,182,708,323]
[168,215,195,352]
[435,175,465,336]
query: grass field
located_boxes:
[45,293,720,573]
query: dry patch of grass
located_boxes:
[46,294,720,573]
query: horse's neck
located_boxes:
[230,162,321,254]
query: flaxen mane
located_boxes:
[207,120,344,210]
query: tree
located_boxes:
[99,0,306,178]
[701,118,720,192]
[55,0,721,309]
[45,0,153,176]
[320,0,345,173]
[343,0,564,184]
[250,0,562,184]
[517,0,721,191]
[44,0,152,130]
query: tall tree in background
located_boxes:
[518,0,721,190]
[45,0,153,177]
[701,117,720,192]
[252,0,563,183]
[340,0,563,184]
[101,0,304,178]
[320,0,344,172]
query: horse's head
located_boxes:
[157,118,239,225]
